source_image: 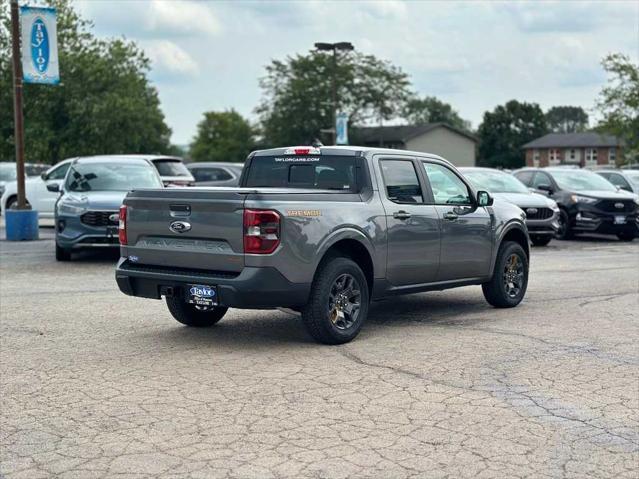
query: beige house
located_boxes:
[352,123,477,166]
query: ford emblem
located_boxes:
[31,17,50,73]
[108,213,119,223]
[527,208,538,215]
[614,202,624,209]
[169,220,191,233]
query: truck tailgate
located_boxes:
[123,188,248,272]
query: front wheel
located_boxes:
[165,296,228,327]
[555,209,573,240]
[55,242,72,261]
[617,230,636,242]
[531,235,552,247]
[482,241,529,308]
[302,257,369,345]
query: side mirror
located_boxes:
[477,190,493,207]
[537,184,554,194]
[40,172,48,180]
[46,183,60,193]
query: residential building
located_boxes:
[352,123,477,167]
[522,132,623,168]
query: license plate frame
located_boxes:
[186,284,218,307]
[614,215,626,225]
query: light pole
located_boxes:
[314,42,354,145]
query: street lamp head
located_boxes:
[314,42,355,52]
[334,42,354,51]
[314,42,334,51]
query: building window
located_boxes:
[585,148,598,166]
[568,149,577,161]
[548,149,560,165]
[532,149,540,167]
[608,148,617,165]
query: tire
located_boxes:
[5,196,17,211]
[482,241,529,308]
[301,257,369,345]
[531,235,552,247]
[165,295,228,327]
[555,209,573,240]
[55,242,72,261]
[617,230,636,242]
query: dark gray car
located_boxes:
[186,162,243,186]
[459,167,559,246]
[115,146,530,344]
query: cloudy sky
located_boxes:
[76,0,639,145]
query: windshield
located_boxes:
[550,170,617,192]
[463,170,529,194]
[245,155,359,190]
[65,163,163,192]
[624,171,639,186]
[0,163,16,182]
[153,159,191,177]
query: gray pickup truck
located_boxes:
[116,146,530,344]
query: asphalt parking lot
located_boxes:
[1,229,638,479]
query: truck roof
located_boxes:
[251,145,450,163]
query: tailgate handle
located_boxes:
[170,204,191,217]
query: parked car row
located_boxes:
[513,168,639,241]
[0,156,245,218]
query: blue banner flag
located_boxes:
[20,6,59,85]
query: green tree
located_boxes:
[403,95,471,131]
[595,53,639,162]
[478,100,548,168]
[257,50,412,147]
[190,110,254,163]
[545,106,589,133]
[0,0,172,164]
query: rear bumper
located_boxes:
[115,259,310,309]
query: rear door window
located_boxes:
[244,155,359,190]
[153,159,191,177]
[514,171,534,186]
[191,167,233,182]
[380,160,423,203]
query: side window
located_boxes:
[608,173,630,190]
[192,167,233,182]
[422,163,471,205]
[380,160,423,203]
[47,162,70,181]
[532,172,552,189]
[515,171,534,186]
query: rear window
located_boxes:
[244,156,359,190]
[153,159,191,177]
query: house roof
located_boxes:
[522,132,623,149]
[353,123,478,144]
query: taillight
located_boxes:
[118,205,127,245]
[243,209,280,254]
[284,146,321,155]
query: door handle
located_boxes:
[443,212,458,221]
[393,211,412,220]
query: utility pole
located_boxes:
[314,42,354,145]
[10,0,28,210]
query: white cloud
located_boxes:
[143,40,199,78]
[77,0,639,143]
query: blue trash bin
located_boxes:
[5,209,39,241]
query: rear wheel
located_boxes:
[555,209,573,240]
[55,242,72,261]
[531,235,552,247]
[482,241,528,308]
[302,257,369,345]
[165,296,228,327]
